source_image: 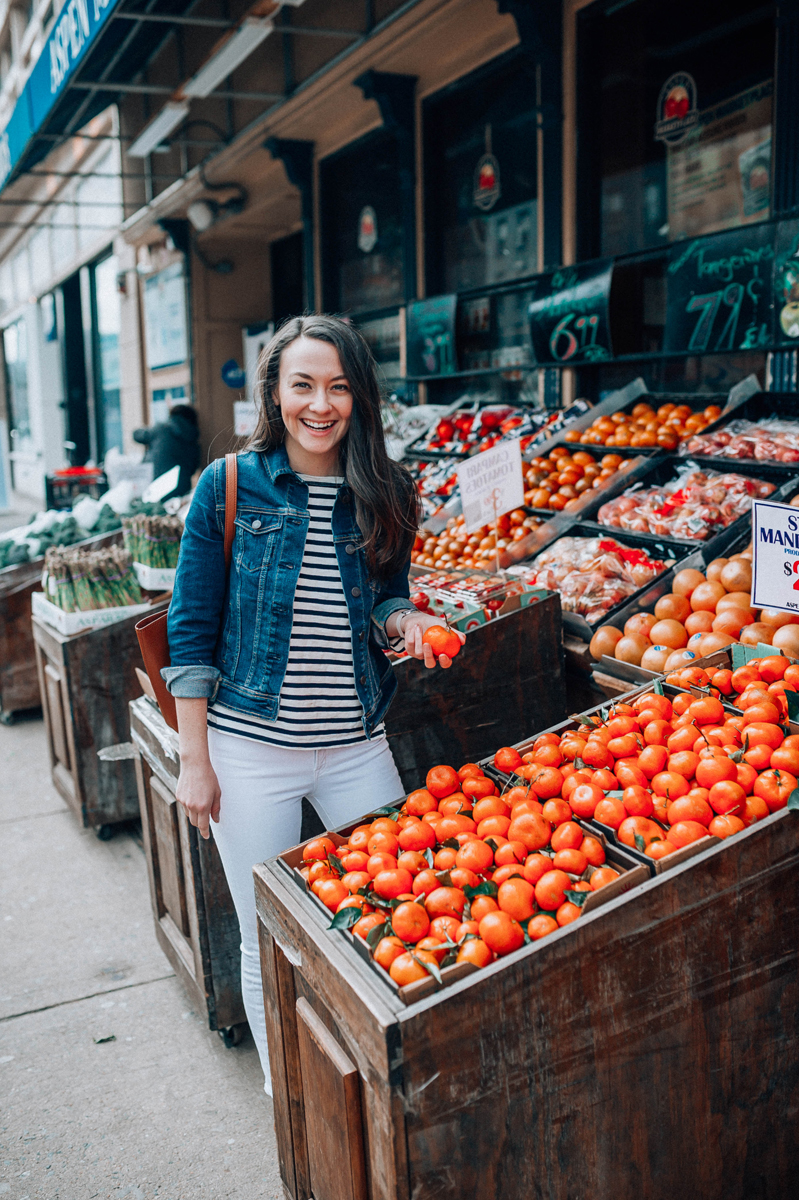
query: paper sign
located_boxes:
[751,499,799,612]
[234,400,258,438]
[457,440,524,533]
[143,466,181,503]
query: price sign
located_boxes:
[457,440,524,534]
[528,261,613,365]
[751,499,799,612]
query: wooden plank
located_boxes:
[395,810,799,1199]
[43,662,70,772]
[384,595,566,792]
[34,633,80,819]
[150,773,190,937]
[259,919,298,1199]
[195,831,245,1030]
[275,945,312,1200]
[295,996,368,1200]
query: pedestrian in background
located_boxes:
[133,403,200,498]
[162,316,463,1089]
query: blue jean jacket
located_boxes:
[162,447,415,738]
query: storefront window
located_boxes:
[424,52,538,295]
[577,0,775,259]
[93,255,122,455]
[4,318,31,452]
[321,130,404,314]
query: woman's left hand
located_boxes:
[401,610,466,669]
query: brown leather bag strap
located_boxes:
[223,452,237,568]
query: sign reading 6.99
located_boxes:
[529,261,614,365]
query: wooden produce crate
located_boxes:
[0,530,122,721]
[32,598,168,834]
[255,805,799,1200]
[384,592,566,793]
[130,696,247,1043]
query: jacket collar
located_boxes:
[262,443,350,492]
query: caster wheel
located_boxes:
[95,824,114,841]
[220,1024,246,1048]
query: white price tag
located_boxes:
[752,499,799,612]
[456,440,525,534]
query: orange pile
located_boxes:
[588,545,799,669]
[412,509,543,570]
[565,401,722,450]
[522,447,630,512]
[299,759,624,984]
[492,687,795,862]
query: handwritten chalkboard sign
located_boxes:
[406,294,457,377]
[528,261,613,365]
[773,219,799,345]
[663,224,774,355]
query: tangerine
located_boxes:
[426,764,460,798]
[534,869,572,911]
[456,938,494,967]
[527,913,559,940]
[302,836,337,862]
[391,901,431,944]
[478,911,525,956]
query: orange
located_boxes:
[638,744,669,779]
[389,952,432,986]
[352,912,384,940]
[550,821,584,852]
[753,768,798,812]
[367,830,400,857]
[373,868,414,900]
[708,779,746,817]
[406,788,438,816]
[341,870,370,893]
[645,839,676,860]
[589,866,620,890]
[580,836,606,866]
[533,743,563,768]
[534,869,572,911]
[666,820,709,848]
[429,914,460,942]
[492,864,525,885]
[759,655,789,682]
[477,813,512,839]
[743,795,769,824]
[391,901,431,944]
[508,811,551,851]
[569,784,604,819]
[652,771,689,801]
[527,766,564,800]
[341,850,370,872]
[622,785,654,818]
[412,869,441,898]
[695,754,737,788]
[456,939,494,968]
[470,894,500,922]
[743,743,774,770]
[494,746,523,773]
[552,847,588,874]
[541,798,573,825]
[556,901,582,927]
[497,877,536,922]
[374,935,406,971]
[668,750,700,779]
[667,795,713,827]
[614,759,648,789]
[770,745,799,773]
[593,797,625,828]
[314,878,349,911]
[494,840,528,866]
[478,911,525,956]
[425,886,466,919]
[457,762,484,781]
[426,764,460,799]
[302,836,337,862]
[618,815,662,849]
[335,895,372,914]
[416,936,447,963]
[454,921,479,941]
[527,913,559,940]
[643,719,674,746]
[472,796,510,823]
[438,793,472,816]
[462,776,498,801]
[708,814,745,839]
[455,839,494,874]
[308,860,333,885]
[523,852,554,885]
[450,867,480,891]
[397,821,436,853]
[397,850,427,876]
[367,851,398,878]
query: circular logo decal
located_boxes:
[473,153,501,212]
[357,206,378,253]
[655,73,699,145]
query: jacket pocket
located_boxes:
[235,512,283,574]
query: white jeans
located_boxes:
[207,727,404,1089]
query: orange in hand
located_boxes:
[422,625,462,659]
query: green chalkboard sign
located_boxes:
[406,294,457,377]
[773,219,799,345]
[528,261,613,365]
[663,224,774,355]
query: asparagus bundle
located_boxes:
[44,545,143,611]
[122,514,183,569]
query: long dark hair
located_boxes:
[246,315,420,581]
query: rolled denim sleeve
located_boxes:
[166,460,228,674]
[161,664,221,699]
[371,556,415,649]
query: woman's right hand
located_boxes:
[176,756,221,840]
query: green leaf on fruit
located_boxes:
[574,757,586,770]
[634,833,646,852]
[441,951,458,968]
[435,871,454,887]
[654,679,664,695]
[327,854,345,877]
[366,922,388,948]
[787,692,799,723]
[412,953,442,985]
[368,807,400,818]
[328,907,362,931]
[788,788,799,813]
[485,838,499,852]
[441,838,460,850]
[424,848,434,867]
[564,889,588,908]
[600,707,610,722]
[463,880,498,899]
[603,789,624,798]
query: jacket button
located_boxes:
[351,586,361,597]
[345,544,356,554]
[359,631,364,641]
[251,519,262,529]
[359,675,366,685]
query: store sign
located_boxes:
[457,440,524,533]
[473,154,501,212]
[655,72,698,145]
[528,262,613,365]
[772,220,799,342]
[751,500,799,612]
[406,295,457,377]
[357,206,378,253]
[221,359,246,389]
[663,223,774,355]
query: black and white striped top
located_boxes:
[208,476,382,748]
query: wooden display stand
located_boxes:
[130,696,247,1043]
[32,600,168,833]
[385,594,566,792]
[0,531,122,722]
[255,809,799,1200]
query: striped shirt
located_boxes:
[208,476,383,748]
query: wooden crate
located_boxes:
[32,601,167,832]
[255,808,799,1200]
[130,697,247,1040]
[0,531,122,721]
[384,593,566,792]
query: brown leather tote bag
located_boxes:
[135,452,237,732]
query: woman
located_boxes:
[163,315,463,1088]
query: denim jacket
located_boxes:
[162,447,415,738]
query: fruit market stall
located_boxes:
[129,695,247,1045]
[254,667,799,1200]
[32,543,171,835]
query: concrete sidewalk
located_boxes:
[0,717,282,1199]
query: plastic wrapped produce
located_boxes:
[596,466,776,540]
[509,536,668,623]
[680,418,799,463]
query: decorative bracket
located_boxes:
[265,137,315,309]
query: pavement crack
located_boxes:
[0,973,177,1023]
[0,808,70,825]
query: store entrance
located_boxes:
[60,273,90,467]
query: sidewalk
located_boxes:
[0,716,282,1200]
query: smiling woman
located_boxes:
[161,314,464,1088]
